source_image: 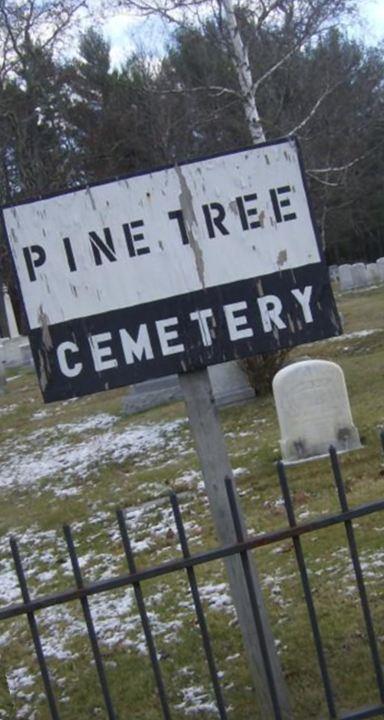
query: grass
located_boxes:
[0,284,383,719]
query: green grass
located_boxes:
[0,285,383,719]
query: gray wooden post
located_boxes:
[179,368,291,719]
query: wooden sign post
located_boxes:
[179,367,291,716]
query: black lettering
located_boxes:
[123,220,149,257]
[63,237,77,272]
[270,186,297,224]
[202,202,229,239]
[168,209,189,245]
[236,193,260,231]
[22,245,46,282]
[89,228,116,265]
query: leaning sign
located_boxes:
[2,137,341,402]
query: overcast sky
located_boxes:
[101,1,384,68]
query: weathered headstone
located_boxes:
[122,361,254,415]
[377,258,384,283]
[339,264,353,291]
[2,286,19,338]
[367,263,380,285]
[351,262,368,289]
[328,265,339,282]
[0,337,32,368]
[273,359,361,462]
[19,341,33,366]
[209,361,254,405]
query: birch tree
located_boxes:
[113,0,358,146]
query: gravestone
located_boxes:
[122,361,254,416]
[328,265,339,282]
[351,263,368,289]
[122,375,182,415]
[209,361,254,405]
[2,286,19,339]
[339,264,353,291]
[273,359,361,462]
[377,258,384,283]
[0,337,32,368]
[367,263,380,285]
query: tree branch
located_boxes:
[308,150,377,175]
[288,82,342,135]
[154,83,242,98]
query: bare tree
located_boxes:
[0,0,88,79]
[112,0,358,145]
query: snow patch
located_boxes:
[0,417,186,494]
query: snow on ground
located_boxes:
[174,684,219,715]
[0,413,186,494]
[0,400,230,717]
[0,408,210,713]
[327,328,383,341]
[1,401,382,715]
[0,404,18,417]
[305,328,383,349]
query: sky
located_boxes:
[100,1,384,69]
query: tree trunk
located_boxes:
[222,0,265,144]
[221,2,292,716]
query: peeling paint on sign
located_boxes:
[174,163,206,287]
[2,136,341,402]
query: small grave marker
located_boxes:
[377,258,384,283]
[367,263,380,285]
[273,359,361,462]
[351,262,369,289]
[339,264,353,291]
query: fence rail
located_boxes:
[2,433,384,719]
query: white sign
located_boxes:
[2,137,340,402]
[5,138,319,329]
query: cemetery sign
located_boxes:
[2,136,341,402]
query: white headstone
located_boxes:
[328,265,339,282]
[351,263,368,288]
[376,258,384,283]
[339,264,353,291]
[273,359,361,462]
[366,263,380,285]
[2,286,19,338]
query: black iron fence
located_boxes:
[2,435,384,720]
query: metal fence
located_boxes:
[2,435,384,720]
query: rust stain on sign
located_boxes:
[256,278,264,296]
[287,313,295,333]
[38,306,53,351]
[37,306,53,391]
[174,164,206,287]
[277,249,288,267]
[85,186,97,211]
